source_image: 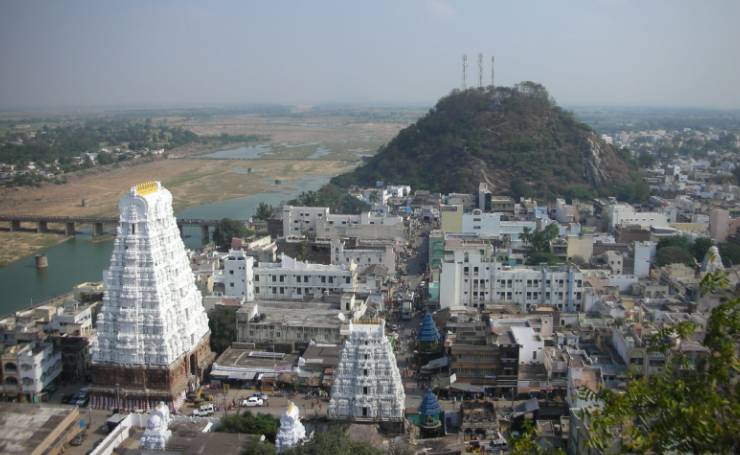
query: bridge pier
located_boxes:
[65,222,76,236]
[10,220,20,232]
[37,221,48,233]
[92,222,104,238]
[201,225,210,244]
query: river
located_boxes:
[0,174,328,316]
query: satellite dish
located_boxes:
[337,313,346,322]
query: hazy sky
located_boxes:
[1,0,739,109]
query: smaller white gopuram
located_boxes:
[140,402,173,450]
[328,319,405,422]
[275,401,307,453]
[701,245,725,274]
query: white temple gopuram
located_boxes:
[328,319,405,422]
[90,181,213,410]
[275,401,307,453]
[140,402,173,450]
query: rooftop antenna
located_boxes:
[491,55,495,88]
[478,53,483,88]
[462,54,468,90]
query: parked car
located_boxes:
[241,396,264,407]
[250,392,269,402]
[192,404,215,417]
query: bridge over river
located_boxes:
[0,215,242,242]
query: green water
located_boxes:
[0,174,328,316]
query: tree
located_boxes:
[579,271,739,453]
[255,203,274,221]
[655,245,695,267]
[282,427,382,455]
[718,242,740,267]
[691,237,714,262]
[219,411,280,443]
[520,227,532,246]
[213,218,250,251]
[510,419,566,455]
[208,307,237,354]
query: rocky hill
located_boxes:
[332,82,634,200]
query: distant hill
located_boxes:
[332,82,635,200]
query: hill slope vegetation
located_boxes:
[332,82,634,200]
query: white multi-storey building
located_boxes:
[328,320,405,422]
[331,238,396,273]
[0,342,62,401]
[218,249,255,301]
[282,205,403,239]
[282,206,330,237]
[606,203,668,231]
[254,254,357,300]
[440,238,586,312]
[461,209,538,241]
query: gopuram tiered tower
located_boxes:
[328,320,405,424]
[90,181,213,410]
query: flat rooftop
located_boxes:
[0,403,79,455]
[240,301,348,329]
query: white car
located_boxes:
[192,404,215,417]
[241,396,264,407]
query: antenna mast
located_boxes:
[462,54,468,90]
[478,53,483,88]
[491,55,495,88]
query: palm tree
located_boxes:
[520,227,532,246]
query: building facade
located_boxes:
[254,254,357,300]
[440,239,586,312]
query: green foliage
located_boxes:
[0,120,197,167]
[691,237,714,261]
[718,242,740,267]
[522,223,561,265]
[255,202,274,221]
[282,428,383,455]
[655,235,713,267]
[581,271,740,453]
[606,172,650,204]
[655,246,695,267]
[213,218,251,251]
[289,184,370,214]
[510,419,566,455]
[208,306,236,355]
[242,436,277,455]
[219,411,279,443]
[330,84,630,200]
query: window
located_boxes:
[364,369,368,376]
[255,287,260,293]
[363,386,368,395]
[321,276,326,283]
[345,277,350,284]
[279,287,284,294]
[297,276,301,283]
[229,270,234,275]
[229,283,234,287]
[272,275,276,282]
